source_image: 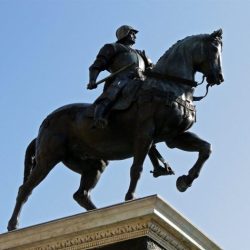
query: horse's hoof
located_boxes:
[7,221,18,231]
[73,192,96,211]
[176,175,191,192]
[125,192,135,201]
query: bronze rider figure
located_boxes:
[87,25,174,177]
[87,25,153,128]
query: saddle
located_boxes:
[85,80,141,118]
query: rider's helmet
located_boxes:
[116,25,138,41]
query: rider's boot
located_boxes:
[94,103,109,128]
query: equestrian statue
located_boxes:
[8,26,224,231]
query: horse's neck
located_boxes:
[154,49,195,81]
[151,47,196,102]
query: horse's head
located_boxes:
[195,29,224,85]
[154,30,224,87]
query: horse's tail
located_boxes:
[23,138,36,184]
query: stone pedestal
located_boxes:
[0,195,221,250]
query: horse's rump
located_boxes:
[39,103,92,130]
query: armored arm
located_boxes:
[87,44,115,90]
[88,68,100,90]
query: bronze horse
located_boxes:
[8,29,224,231]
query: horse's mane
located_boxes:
[155,34,208,66]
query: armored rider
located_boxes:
[87,25,153,128]
[87,25,174,177]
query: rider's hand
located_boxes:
[87,81,97,90]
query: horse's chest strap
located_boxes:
[175,97,196,112]
[174,97,196,121]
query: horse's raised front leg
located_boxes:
[167,131,212,192]
[73,159,107,210]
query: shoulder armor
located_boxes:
[97,43,116,60]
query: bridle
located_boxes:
[193,38,223,101]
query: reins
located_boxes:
[146,70,198,87]
[193,75,211,101]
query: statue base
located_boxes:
[0,195,221,250]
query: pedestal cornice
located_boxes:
[0,195,221,250]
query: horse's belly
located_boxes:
[89,142,134,160]
[71,125,134,160]
[69,141,133,161]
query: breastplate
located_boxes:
[109,50,145,73]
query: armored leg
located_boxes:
[94,100,110,128]
[93,79,124,128]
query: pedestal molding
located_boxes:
[0,195,221,250]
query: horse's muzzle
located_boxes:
[206,72,224,85]
[218,73,224,83]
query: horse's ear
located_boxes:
[210,29,223,40]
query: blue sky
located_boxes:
[1,1,250,249]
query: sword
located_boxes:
[87,62,135,89]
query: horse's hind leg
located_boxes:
[73,159,107,211]
[167,131,212,192]
[7,154,60,231]
[8,135,65,231]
